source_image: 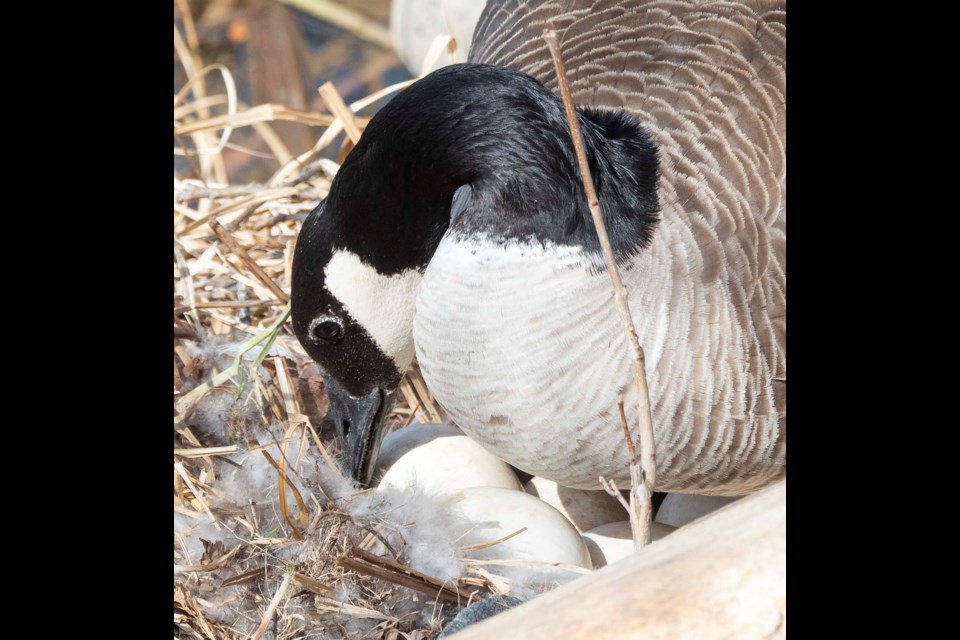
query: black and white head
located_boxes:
[291,202,428,487]
[292,63,658,487]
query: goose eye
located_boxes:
[313,320,343,342]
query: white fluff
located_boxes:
[341,484,469,583]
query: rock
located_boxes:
[439,595,524,638]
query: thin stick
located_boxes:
[618,396,647,551]
[337,547,476,605]
[209,220,289,302]
[250,572,291,640]
[174,445,241,458]
[543,30,657,547]
[178,299,284,310]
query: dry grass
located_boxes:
[173,6,597,636]
[172,4,476,637]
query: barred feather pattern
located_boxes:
[414,0,785,495]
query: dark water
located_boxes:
[175,0,412,183]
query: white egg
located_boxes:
[524,476,626,533]
[375,423,522,494]
[655,493,739,528]
[582,521,676,568]
[453,487,593,569]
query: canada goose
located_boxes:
[291,0,786,495]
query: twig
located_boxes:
[291,571,333,596]
[597,399,647,551]
[618,396,649,550]
[599,474,629,511]
[543,30,657,547]
[174,461,221,531]
[174,545,242,574]
[174,445,241,458]
[178,186,301,235]
[209,220,290,302]
[337,547,476,605]
[220,566,266,589]
[176,299,284,311]
[224,201,269,233]
[250,571,291,640]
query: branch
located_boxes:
[543,30,657,547]
[209,220,290,302]
[337,547,477,605]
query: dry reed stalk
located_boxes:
[174,445,241,458]
[180,186,301,234]
[468,567,511,597]
[209,220,290,302]
[175,461,222,530]
[543,30,657,548]
[319,81,363,144]
[419,34,457,76]
[183,299,284,310]
[251,572,292,640]
[175,103,339,136]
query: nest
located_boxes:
[173,3,597,636]
[172,7,476,639]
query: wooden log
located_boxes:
[452,481,786,639]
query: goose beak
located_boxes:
[324,377,395,487]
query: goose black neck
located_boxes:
[325,63,659,274]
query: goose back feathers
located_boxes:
[414,0,785,494]
[291,0,786,494]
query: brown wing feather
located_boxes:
[469,0,786,487]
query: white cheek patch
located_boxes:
[323,249,422,370]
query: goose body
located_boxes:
[291,0,785,495]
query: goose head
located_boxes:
[292,63,659,487]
